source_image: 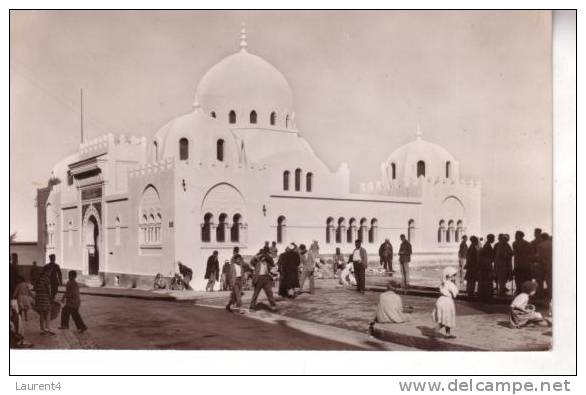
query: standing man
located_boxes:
[225,252,248,313]
[349,239,368,294]
[9,255,19,300]
[249,248,277,311]
[378,238,394,273]
[478,234,495,300]
[177,262,193,290]
[536,233,552,301]
[530,228,544,297]
[493,234,513,296]
[269,241,279,260]
[204,251,219,292]
[29,261,40,286]
[465,236,480,296]
[58,270,87,333]
[512,231,532,294]
[398,234,412,289]
[458,236,468,286]
[45,254,63,301]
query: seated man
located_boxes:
[368,282,411,335]
[339,262,357,286]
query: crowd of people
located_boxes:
[210,236,413,314]
[459,228,552,301]
[10,253,88,348]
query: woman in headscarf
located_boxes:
[432,266,459,338]
[34,265,54,336]
[278,243,301,298]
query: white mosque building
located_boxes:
[38,27,481,289]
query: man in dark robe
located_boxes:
[45,254,63,301]
[204,251,219,292]
[458,236,468,286]
[398,235,412,289]
[536,233,552,301]
[493,234,513,296]
[29,261,41,286]
[512,231,532,294]
[278,244,301,297]
[378,239,394,273]
[530,228,545,298]
[178,262,193,290]
[478,234,495,300]
[465,236,480,296]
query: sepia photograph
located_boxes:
[7,8,577,378]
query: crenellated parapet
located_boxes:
[359,175,481,198]
[79,133,146,156]
[128,158,175,178]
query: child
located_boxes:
[432,267,459,338]
[13,276,34,321]
[58,271,87,333]
[510,280,546,328]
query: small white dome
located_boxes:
[383,131,459,182]
[194,50,294,129]
[154,108,240,165]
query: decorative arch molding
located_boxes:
[200,182,247,218]
[441,195,466,208]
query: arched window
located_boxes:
[250,110,257,124]
[456,220,463,242]
[359,218,368,241]
[270,112,276,126]
[391,163,396,180]
[216,213,228,243]
[295,168,302,191]
[217,139,224,162]
[139,186,162,249]
[326,217,334,243]
[229,110,236,124]
[447,220,455,243]
[438,220,446,243]
[336,218,346,244]
[368,218,378,243]
[408,219,415,243]
[285,114,290,128]
[277,216,287,244]
[347,218,357,243]
[417,160,426,177]
[445,161,451,178]
[231,213,241,243]
[283,171,290,191]
[306,172,313,192]
[141,214,148,244]
[179,138,189,160]
[202,213,214,243]
[210,111,216,119]
[153,141,159,162]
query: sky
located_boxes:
[9,10,552,241]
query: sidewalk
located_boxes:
[55,277,551,351]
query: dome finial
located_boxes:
[416,123,423,139]
[240,22,247,52]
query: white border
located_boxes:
[3,3,578,381]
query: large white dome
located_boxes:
[383,130,460,182]
[194,49,294,130]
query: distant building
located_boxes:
[38,28,481,289]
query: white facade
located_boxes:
[41,29,481,289]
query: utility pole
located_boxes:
[80,88,84,144]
